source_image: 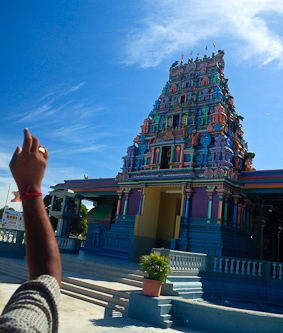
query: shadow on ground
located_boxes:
[0,273,24,284]
[89,308,189,332]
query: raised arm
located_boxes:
[9,128,61,287]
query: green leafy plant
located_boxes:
[139,253,172,283]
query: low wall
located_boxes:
[128,293,172,329]
[173,299,283,333]
[56,237,81,253]
[0,229,25,258]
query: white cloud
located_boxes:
[0,152,18,210]
[63,82,86,95]
[0,152,12,171]
[124,0,283,68]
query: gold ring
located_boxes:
[38,147,46,154]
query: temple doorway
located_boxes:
[155,191,182,248]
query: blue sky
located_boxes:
[1,0,283,210]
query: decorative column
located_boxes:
[150,147,154,170]
[116,190,123,218]
[137,187,145,215]
[185,188,194,219]
[50,195,55,213]
[206,186,215,224]
[170,144,175,168]
[123,188,131,216]
[158,146,162,168]
[238,204,245,229]
[216,188,228,225]
[223,192,230,225]
[243,199,251,231]
[176,146,181,163]
[180,144,185,167]
[177,187,194,251]
[232,194,240,228]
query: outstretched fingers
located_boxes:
[9,146,22,166]
[22,128,32,154]
[31,135,39,153]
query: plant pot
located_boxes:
[142,278,163,297]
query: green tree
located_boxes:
[0,206,15,220]
[70,203,88,236]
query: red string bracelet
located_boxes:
[20,185,42,200]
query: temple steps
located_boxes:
[60,255,143,288]
[60,289,127,314]
[0,259,29,282]
[162,275,215,300]
[0,256,143,314]
[61,280,130,313]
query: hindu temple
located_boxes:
[51,50,283,262]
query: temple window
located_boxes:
[173,115,179,127]
[181,95,185,104]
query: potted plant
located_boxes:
[139,253,172,297]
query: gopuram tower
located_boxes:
[113,50,256,260]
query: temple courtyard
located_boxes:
[0,271,206,333]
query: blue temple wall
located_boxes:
[84,221,111,252]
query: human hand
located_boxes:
[9,128,48,196]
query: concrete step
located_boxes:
[61,281,129,308]
[0,256,141,314]
[62,275,134,299]
[157,298,181,328]
[167,275,202,283]
[61,256,143,287]
[0,261,29,281]
[61,255,143,278]
[178,290,204,299]
[61,289,128,314]
[158,303,173,315]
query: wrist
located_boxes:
[19,184,42,196]
[20,185,42,200]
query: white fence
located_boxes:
[152,248,282,281]
[213,257,263,276]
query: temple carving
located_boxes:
[118,50,254,181]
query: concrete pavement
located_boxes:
[0,272,207,332]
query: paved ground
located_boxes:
[0,272,206,333]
